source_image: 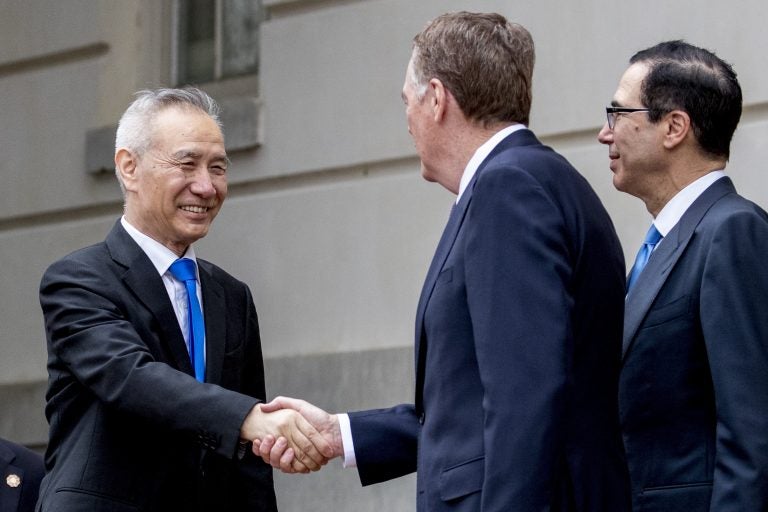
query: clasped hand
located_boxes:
[248,396,343,474]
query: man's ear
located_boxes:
[663,110,691,150]
[115,148,139,191]
[429,78,447,123]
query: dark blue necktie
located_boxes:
[627,224,663,292]
[169,258,205,382]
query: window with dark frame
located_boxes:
[173,0,263,85]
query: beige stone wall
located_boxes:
[1,0,766,509]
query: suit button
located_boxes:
[418,412,425,425]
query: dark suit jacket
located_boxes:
[0,439,44,512]
[37,221,277,512]
[348,129,631,511]
[621,177,768,511]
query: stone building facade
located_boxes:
[1,1,766,509]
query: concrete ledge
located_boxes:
[85,124,117,174]
[0,380,47,449]
[84,95,261,175]
[264,345,414,409]
[219,96,262,152]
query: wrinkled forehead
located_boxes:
[149,106,224,147]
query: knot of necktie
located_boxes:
[627,224,663,293]
[169,258,197,283]
[643,224,663,247]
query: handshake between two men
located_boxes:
[241,397,342,473]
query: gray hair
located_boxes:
[411,12,535,126]
[115,87,222,154]
[114,87,222,191]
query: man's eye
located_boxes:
[211,166,227,175]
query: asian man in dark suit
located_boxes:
[598,41,768,511]
[256,12,631,512]
[37,88,332,511]
[0,437,44,512]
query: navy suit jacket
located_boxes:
[37,221,277,512]
[0,439,44,512]
[349,130,631,511]
[621,177,768,511]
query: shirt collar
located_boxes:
[120,216,197,276]
[457,123,527,202]
[653,171,726,236]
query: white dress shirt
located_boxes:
[457,123,527,202]
[652,171,726,238]
[120,216,205,359]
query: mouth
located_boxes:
[607,151,619,169]
[179,205,212,214]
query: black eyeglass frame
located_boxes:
[605,107,651,129]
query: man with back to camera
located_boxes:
[257,11,631,512]
[598,41,768,510]
[37,87,332,511]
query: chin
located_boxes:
[420,164,437,183]
[181,226,210,244]
[612,172,628,193]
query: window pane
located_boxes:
[221,0,262,78]
[177,0,216,84]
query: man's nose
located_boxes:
[597,122,613,144]
[190,168,217,197]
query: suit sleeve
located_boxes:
[701,209,768,510]
[464,165,573,510]
[39,257,258,460]
[348,404,420,485]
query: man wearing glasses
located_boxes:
[598,41,768,511]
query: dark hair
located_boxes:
[411,11,535,126]
[630,40,741,159]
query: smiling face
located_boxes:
[118,106,228,255]
[598,62,667,200]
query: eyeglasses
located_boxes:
[605,107,651,130]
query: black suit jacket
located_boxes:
[37,221,277,511]
[621,177,768,511]
[349,130,631,511]
[0,439,44,512]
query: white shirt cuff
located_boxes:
[337,413,357,468]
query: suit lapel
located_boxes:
[414,130,537,348]
[0,441,15,466]
[414,197,469,342]
[413,195,469,411]
[622,177,736,358]
[105,222,194,376]
[199,262,227,385]
[414,129,540,408]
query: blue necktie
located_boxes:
[169,258,205,382]
[627,224,663,292]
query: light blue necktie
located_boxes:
[169,258,205,382]
[627,224,663,292]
